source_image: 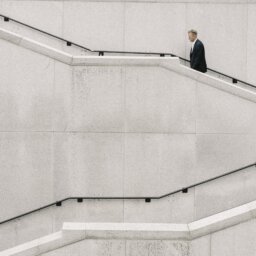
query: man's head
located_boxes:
[188,29,198,42]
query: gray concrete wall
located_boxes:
[0,0,255,83]
[0,31,256,250]
[41,238,190,256]
[190,218,256,256]
[36,218,256,256]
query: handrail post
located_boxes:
[4,16,9,22]
[66,41,72,46]
[182,188,188,193]
[99,51,104,56]
[56,201,62,206]
[232,78,238,84]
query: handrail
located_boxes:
[0,14,256,89]
[0,14,92,51]
[0,162,255,225]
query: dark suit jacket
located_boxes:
[190,39,207,73]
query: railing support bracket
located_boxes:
[56,201,62,206]
[182,188,188,193]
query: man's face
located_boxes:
[188,32,197,42]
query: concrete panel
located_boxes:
[0,1,64,50]
[0,19,64,51]
[190,235,211,256]
[0,221,16,251]
[124,3,186,55]
[53,200,124,231]
[0,19,88,55]
[186,3,248,80]
[124,189,195,223]
[0,132,54,220]
[14,209,54,248]
[247,4,256,84]
[53,133,124,197]
[0,209,56,251]
[124,133,197,196]
[41,239,126,256]
[1,200,124,251]
[196,83,256,134]
[125,67,196,133]
[71,66,125,132]
[211,218,256,256]
[194,166,256,219]
[0,1,63,35]
[52,61,73,132]
[196,134,256,181]
[53,133,72,200]
[62,2,125,50]
[0,39,54,131]
[126,240,189,256]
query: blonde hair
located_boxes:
[188,29,198,35]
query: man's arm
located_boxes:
[191,43,204,69]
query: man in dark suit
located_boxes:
[188,29,207,73]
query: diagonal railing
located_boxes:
[0,162,255,225]
[0,14,256,89]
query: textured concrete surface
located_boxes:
[211,218,256,256]
[40,240,190,256]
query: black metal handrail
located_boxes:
[0,14,256,89]
[0,162,255,225]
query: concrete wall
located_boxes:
[190,218,256,256]
[0,30,256,250]
[36,218,256,256]
[41,238,190,256]
[0,0,255,83]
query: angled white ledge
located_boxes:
[188,200,256,238]
[0,232,62,256]
[63,200,256,240]
[71,55,178,66]
[1,200,256,256]
[63,222,189,240]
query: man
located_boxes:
[188,29,207,73]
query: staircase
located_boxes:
[0,23,256,256]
